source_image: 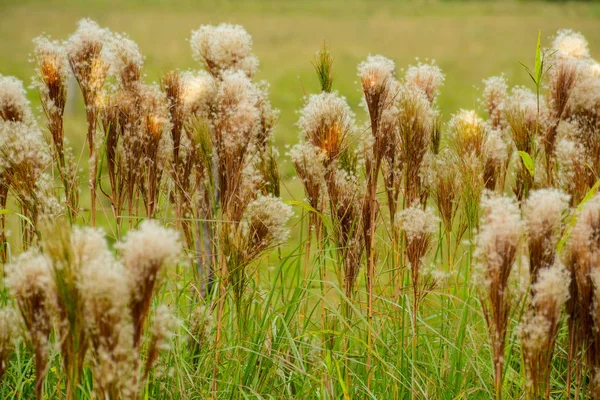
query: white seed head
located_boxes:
[473,193,523,287]
[0,75,34,124]
[190,24,259,77]
[181,70,215,116]
[405,61,445,103]
[106,32,144,83]
[0,121,49,176]
[243,194,294,247]
[215,70,261,151]
[117,220,181,277]
[552,29,590,60]
[357,54,395,93]
[523,189,570,237]
[65,18,108,56]
[288,143,327,184]
[296,91,355,151]
[151,305,179,352]
[396,205,439,241]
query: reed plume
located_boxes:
[42,223,113,399]
[5,251,56,399]
[505,87,540,201]
[396,205,439,330]
[117,220,180,348]
[32,36,79,222]
[564,193,600,398]
[327,169,365,299]
[190,23,259,78]
[0,76,56,248]
[0,307,19,383]
[523,188,569,284]
[474,193,523,400]
[422,149,462,266]
[449,109,487,231]
[358,55,397,367]
[65,19,109,226]
[79,255,135,399]
[519,263,570,399]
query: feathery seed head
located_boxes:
[0,75,34,124]
[32,36,69,115]
[524,189,569,239]
[552,29,590,61]
[405,61,445,104]
[482,75,508,129]
[297,91,354,163]
[357,55,395,95]
[449,109,486,157]
[118,220,181,281]
[214,70,261,151]
[150,305,178,353]
[289,143,327,209]
[5,250,56,305]
[190,24,258,77]
[396,205,439,242]
[530,262,570,309]
[474,193,523,287]
[243,194,293,251]
[106,32,144,87]
[181,70,215,117]
[0,306,19,379]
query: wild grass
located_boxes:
[0,3,600,399]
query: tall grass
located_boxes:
[0,21,600,400]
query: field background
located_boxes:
[1,0,600,222]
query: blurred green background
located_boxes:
[0,0,599,231]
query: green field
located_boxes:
[1,1,600,399]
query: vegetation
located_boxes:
[1,2,600,399]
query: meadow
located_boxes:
[1,0,600,399]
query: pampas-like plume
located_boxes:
[138,84,172,219]
[190,24,259,78]
[397,87,437,206]
[227,194,292,304]
[474,193,523,399]
[520,263,570,399]
[42,223,112,400]
[0,307,19,383]
[505,87,539,201]
[0,76,53,248]
[422,149,462,266]
[564,193,600,398]
[32,36,79,222]
[117,220,180,348]
[523,189,569,284]
[5,251,56,399]
[405,61,445,105]
[79,257,135,399]
[326,169,365,298]
[396,205,439,328]
[65,18,109,226]
[556,136,588,206]
[106,32,144,90]
[297,91,355,166]
[542,57,578,185]
[211,70,262,220]
[449,109,487,230]
[482,76,508,130]
[358,56,397,359]
[289,143,327,227]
